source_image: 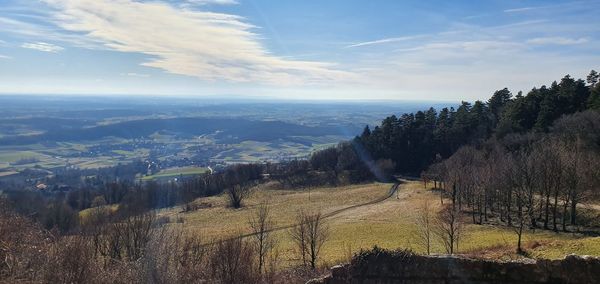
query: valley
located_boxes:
[0,96,442,190]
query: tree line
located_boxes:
[355,70,600,175]
[423,109,600,252]
[4,146,376,234]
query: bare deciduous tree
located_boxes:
[289,211,329,269]
[145,228,208,284]
[512,170,528,254]
[305,212,329,269]
[434,205,463,254]
[96,212,155,262]
[122,212,156,261]
[226,182,255,209]
[210,237,257,284]
[44,237,97,284]
[248,202,276,275]
[0,198,50,281]
[289,212,309,267]
[414,200,434,255]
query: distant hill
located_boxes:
[0,117,361,145]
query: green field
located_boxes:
[0,134,342,173]
[0,170,18,177]
[142,166,209,181]
[210,139,341,164]
[0,151,43,163]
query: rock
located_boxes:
[330,265,348,278]
[308,248,600,284]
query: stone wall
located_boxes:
[308,247,600,284]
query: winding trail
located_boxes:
[202,180,403,246]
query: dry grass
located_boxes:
[161,182,391,241]
[159,180,600,268]
[78,204,119,224]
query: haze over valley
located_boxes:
[0,96,447,185]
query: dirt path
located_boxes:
[202,180,403,246]
[579,202,600,211]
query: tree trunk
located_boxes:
[507,190,512,226]
[562,201,569,232]
[452,183,457,209]
[552,191,559,231]
[517,224,523,253]
[544,192,550,229]
[440,188,444,205]
[478,195,483,224]
[483,190,488,222]
[570,198,577,227]
[472,198,477,224]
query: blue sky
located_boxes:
[0,0,598,101]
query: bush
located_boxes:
[210,238,258,284]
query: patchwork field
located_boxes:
[142,166,210,181]
[210,137,342,164]
[159,180,600,267]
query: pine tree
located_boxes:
[587,70,599,87]
[588,83,600,110]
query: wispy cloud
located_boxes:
[0,16,99,49]
[0,54,11,59]
[504,1,588,13]
[462,14,488,20]
[344,20,548,50]
[527,37,589,45]
[185,0,239,5]
[120,72,150,78]
[504,7,537,13]
[345,14,599,100]
[41,0,353,85]
[21,42,64,52]
[395,40,523,54]
[345,35,423,48]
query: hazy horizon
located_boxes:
[0,93,461,104]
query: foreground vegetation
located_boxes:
[166,180,600,264]
[4,179,598,283]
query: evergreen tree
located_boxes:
[345,71,596,175]
[588,83,600,110]
[361,125,371,138]
[535,85,559,131]
[587,70,599,87]
[488,88,512,127]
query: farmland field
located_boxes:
[142,166,210,181]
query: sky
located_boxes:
[0,0,599,101]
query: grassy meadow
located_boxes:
[158,180,600,267]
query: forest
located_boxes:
[359,70,600,251]
[355,70,600,174]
